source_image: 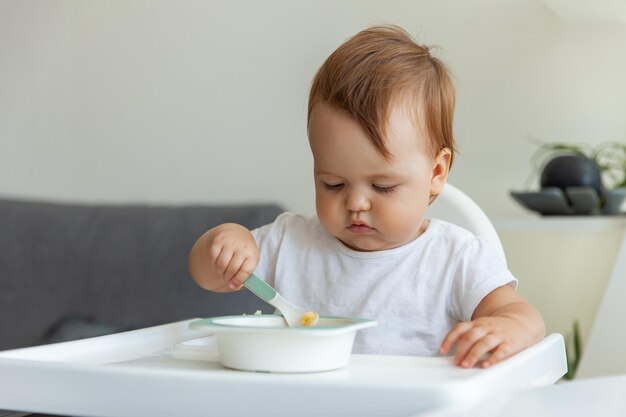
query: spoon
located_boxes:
[243,273,319,327]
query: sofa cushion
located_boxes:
[0,197,284,350]
[42,315,124,344]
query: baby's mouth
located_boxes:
[347,222,374,233]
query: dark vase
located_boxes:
[540,154,604,197]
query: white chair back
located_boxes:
[426,183,507,264]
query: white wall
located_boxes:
[2,0,625,216]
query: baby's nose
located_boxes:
[346,190,371,212]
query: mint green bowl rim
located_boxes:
[189,314,377,336]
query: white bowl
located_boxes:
[189,315,377,373]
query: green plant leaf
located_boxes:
[564,319,583,380]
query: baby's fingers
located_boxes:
[213,246,233,276]
[452,327,490,366]
[439,322,473,355]
[222,251,245,280]
[457,334,501,368]
[481,342,514,368]
[227,256,258,291]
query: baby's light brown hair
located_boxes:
[308,25,456,166]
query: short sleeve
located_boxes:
[250,212,293,286]
[451,237,518,321]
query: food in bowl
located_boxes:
[189,314,376,373]
[300,310,319,326]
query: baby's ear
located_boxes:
[430,148,452,195]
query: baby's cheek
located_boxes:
[316,199,340,225]
[382,207,425,241]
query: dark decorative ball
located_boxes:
[540,154,604,197]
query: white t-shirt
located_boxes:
[251,212,516,356]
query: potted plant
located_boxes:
[590,141,626,187]
[526,140,626,215]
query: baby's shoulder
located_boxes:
[272,212,318,229]
[253,212,331,257]
[428,218,477,245]
[427,219,505,266]
[425,219,493,260]
[262,212,324,239]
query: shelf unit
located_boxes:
[493,215,626,378]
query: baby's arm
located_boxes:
[188,223,259,292]
[439,285,545,368]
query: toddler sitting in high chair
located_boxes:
[189,25,545,368]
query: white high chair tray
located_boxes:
[0,320,566,417]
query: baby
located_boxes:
[189,25,545,368]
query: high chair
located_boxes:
[0,184,567,417]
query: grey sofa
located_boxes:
[0,197,283,351]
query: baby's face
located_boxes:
[308,101,449,252]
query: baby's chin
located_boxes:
[336,236,401,252]
[336,226,428,252]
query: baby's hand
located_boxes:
[439,285,545,369]
[439,316,525,368]
[207,223,259,291]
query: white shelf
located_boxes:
[577,228,626,378]
[492,213,626,379]
[493,216,626,232]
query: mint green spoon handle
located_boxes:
[243,273,277,302]
[242,273,319,327]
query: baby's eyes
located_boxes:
[322,182,397,193]
[323,183,345,191]
[372,184,396,193]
